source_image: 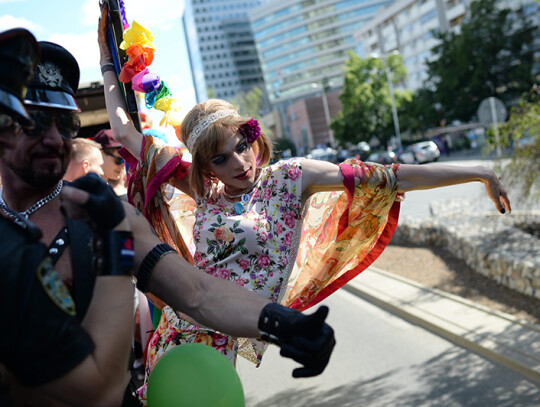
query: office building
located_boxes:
[356,0,540,91]
[250,0,394,104]
[183,0,268,103]
[249,0,394,148]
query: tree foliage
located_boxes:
[425,0,536,122]
[232,86,264,120]
[398,88,443,135]
[273,137,297,158]
[232,86,273,138]
[331,51,408,147]
[490,85,539,201]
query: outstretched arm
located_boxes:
[126,204,335,377]
[127,203,266,337]
[396,163,511,214]
[301,158,511,214]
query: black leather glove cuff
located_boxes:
[258,302,296,345]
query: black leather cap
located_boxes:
[24,41,80,112]
[0,28,40,125]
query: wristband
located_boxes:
[94,231,135,276]
[101,62,116,75]
[136,243,176,292]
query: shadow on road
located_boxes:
[247,347,540,407]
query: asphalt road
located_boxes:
[238,155,540,406]
[238,291,540,407]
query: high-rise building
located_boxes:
[250,0,394,105]
[249,0,394,146]
[183,0,268,104]
[356,0,540,91]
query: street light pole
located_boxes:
[311,81,335,148]
[372,52,402,150]
[384,64,402,150]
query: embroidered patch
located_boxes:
[36,257,76,316]
[37,62,63,87]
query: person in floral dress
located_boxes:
[98,21,511,407]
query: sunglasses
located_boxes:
[0,113,35,134]
[104,150,125,165]
[24,110,81,139]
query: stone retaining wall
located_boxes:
[392,200,540,300]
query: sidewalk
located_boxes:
[345,266,540,384]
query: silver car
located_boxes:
[409,141,440,164]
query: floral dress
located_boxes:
[193,159,303,301]
[121,136,402,404]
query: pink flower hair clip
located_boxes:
[240,118,261,143]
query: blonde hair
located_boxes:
[180,99,272,196]
[71,138,102,162]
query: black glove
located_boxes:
[258,303,335,378]
[69,173,125,232]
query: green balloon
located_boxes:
[147,343,245,407]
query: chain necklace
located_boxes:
[0,180,63,225]
[222,170,263,215]
[222,169,263,199]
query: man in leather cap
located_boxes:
[0,32,335,406]
[0,28,138,407]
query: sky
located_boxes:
[1,0,197,139]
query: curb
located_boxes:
[344,267,540,384]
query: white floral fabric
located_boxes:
[193,158,304,302]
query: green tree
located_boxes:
[206,86,216,99]
[232,86,274,138]
[273,137,297,158]
[232,86,264,120]
[331,51,408,147]
[490,85,539,201]
[399,88,444,135]
[425,0,536,122]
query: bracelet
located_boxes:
[136,243,176,292]
[101,62,116,75]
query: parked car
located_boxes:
[408,141,440,164]
[367,150,398,165]
[307,147,338,163]
[396,147,416,164]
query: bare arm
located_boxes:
[34,276,134,407]
[396,163,511,214]
[301,159,344,197]
[127,203,268,337]
[301,159,511,214]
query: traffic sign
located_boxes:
[477,97,507,126]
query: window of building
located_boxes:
[421,9,437,24]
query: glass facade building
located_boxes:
[183,0,268,103]
[250,0,394,105]
[356,0,540,91]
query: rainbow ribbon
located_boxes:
[117,2,183,127]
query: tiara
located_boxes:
[186,109,238,152]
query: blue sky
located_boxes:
[1,0,197,135]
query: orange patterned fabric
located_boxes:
[283,159,402,310]
[122,135,192,264]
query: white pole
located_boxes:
[384,64,402,150]
[321,85,335,148]
[489,97,502,157]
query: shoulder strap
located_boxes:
[47,227,69,265]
